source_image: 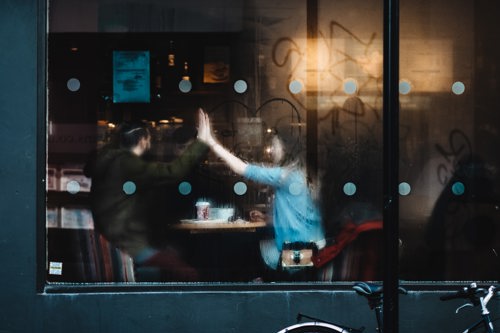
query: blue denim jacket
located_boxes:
[244,164,325,253]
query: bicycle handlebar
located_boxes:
[440,283,498,306]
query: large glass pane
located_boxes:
[399,0,500,280]
[46,0,383,284]
[316,1,384,281]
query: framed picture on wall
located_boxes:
[203,46,230,83]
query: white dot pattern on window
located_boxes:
[234,79,248,94]
[66,180,80,194]
[289,80,303,94]
[288,182,303,196]
[399,182,411,196]
[178,181,192,195]
[343,182,357,196]
[452,181,465,195]
[343,79,357,95]
[179,79,192,93]
[233,182,247,196]
[123,181,136,195]
[399,80,411,95]
[67,78,81,92]
[452,81,465,95]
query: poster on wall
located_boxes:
[203,46,230,83]
[113,50,150,103]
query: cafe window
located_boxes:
[398,0,500,281]
[45,0,499,284]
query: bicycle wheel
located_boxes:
[276,322,348,333]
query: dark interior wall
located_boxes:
[1,1,499,332]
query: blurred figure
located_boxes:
[425,154,499,280]
[84,109,211,281]
[198,111,325,274]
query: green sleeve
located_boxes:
[129,140,209,187]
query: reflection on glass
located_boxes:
[399,1,500,281]
[47,0,389,284]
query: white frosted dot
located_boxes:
[179,79,192,93]
[234,80,248,93]
[66,180,80,194]
[343,79,357,95]
[343,182,357,196]
[289,80,303,94]
[67,78,81,92]
[123,181,136,195]
[399,182,411,196]
[452,81,465,95]
[233,182,247,196]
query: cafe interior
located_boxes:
[45,0,500,284]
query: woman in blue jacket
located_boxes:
[201,111,325,272]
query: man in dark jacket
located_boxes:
[84,109,211,281]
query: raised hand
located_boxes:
[196,108,215,145]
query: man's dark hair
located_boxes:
[118,122,150,149]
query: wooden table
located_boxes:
[170,219,267,234]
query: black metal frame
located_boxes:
[382,0,400,332]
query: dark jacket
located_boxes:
[84,140,209,257]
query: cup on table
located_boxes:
[195,201,210,220]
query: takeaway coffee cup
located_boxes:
[195,201,210,220]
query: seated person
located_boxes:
[200,111,325,273]
[84,109,211,281]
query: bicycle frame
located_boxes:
[441,283,498,333]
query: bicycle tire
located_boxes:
[276,322,349,333]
